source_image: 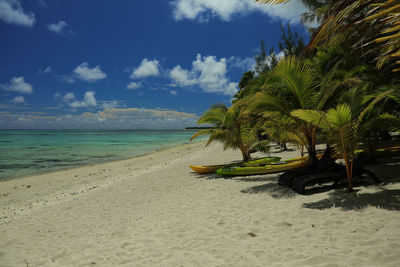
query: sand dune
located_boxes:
[1,142,400,266]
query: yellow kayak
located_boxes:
[216,158,311,176]
[189,156,281,174]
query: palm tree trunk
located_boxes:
[236,123,251,162]
[340,129,353,192]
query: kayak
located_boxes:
[189,156,281,174]
[355,145,400,157]
[374,145,400,157]
[216,158,311,176]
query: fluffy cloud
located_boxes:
[0,0,35,27]
[227,56,256,71]
[170,90,178,96]
[130,58,160,79]
[169,54,237,95]
[0,76,33,94]
[0,108,199,129]
[73,62,107,82]
[62,91,97,108]
[171,0,307,23]
[47,20,68,34]
[126,81,141,90]
[10,96,25,104]
[170,65,196,86]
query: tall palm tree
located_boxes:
[256,0,400,72]
[240,56,320,161]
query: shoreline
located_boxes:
[0,138,204,182]
[1,142,400,266]
[0,141,209,221]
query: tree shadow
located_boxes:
[190,172,226,180]
[367,156,400,184]
[302,188,400,211]
[240,179,297,199]
[235,174,277,183]
[239,157,400,204]
[302,157,400,211]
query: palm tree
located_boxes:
[240,56,320,161]
[291,89,395,191]
[256,0,400,72]
[190,104,262,161]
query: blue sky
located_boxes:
[0,0,309,129]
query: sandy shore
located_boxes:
[1,141,400,266]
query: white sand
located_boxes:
[1,142,400,266]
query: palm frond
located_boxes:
[291,109,328,129]
[190,129,212,141]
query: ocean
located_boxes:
[0,129,201,180]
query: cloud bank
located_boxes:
[0,0,35,27]
[171,0,307,23]
[0,108,199,129]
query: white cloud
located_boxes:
[0,0,35,27]
[47,20,68,34]
[62,92,75,103]
[130,58,160,79]
[0,108,199,129]
[10,96,25,104]
[44,66,52,73]
[0,76,33,94]
[62,91,97,108]
[227,56,256,71]
[60,75,75,84]
[171,0,307,23]
[100,101,120,109]
[73,62,107,82]
[169,54,238,95]
[169,65,196,86]
[170,90,178,96]
[126,81,141,90]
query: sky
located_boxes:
[0,0,309,129]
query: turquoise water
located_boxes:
[0,129,200,180]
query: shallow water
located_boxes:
[0,129,199,180]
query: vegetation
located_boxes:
[190,104,268,161]
[193,0,400,192]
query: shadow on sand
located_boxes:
[237,156,400,210]
[303,157,400,211]
[302,188,400,211]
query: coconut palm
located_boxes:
[240,56,320,161]
[190,104,262,161]
[256,0,400,72]
[291,89,395,191]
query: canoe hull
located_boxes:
[216,159,310,176]
[189,156,281,174]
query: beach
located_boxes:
[1,141,400,266]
